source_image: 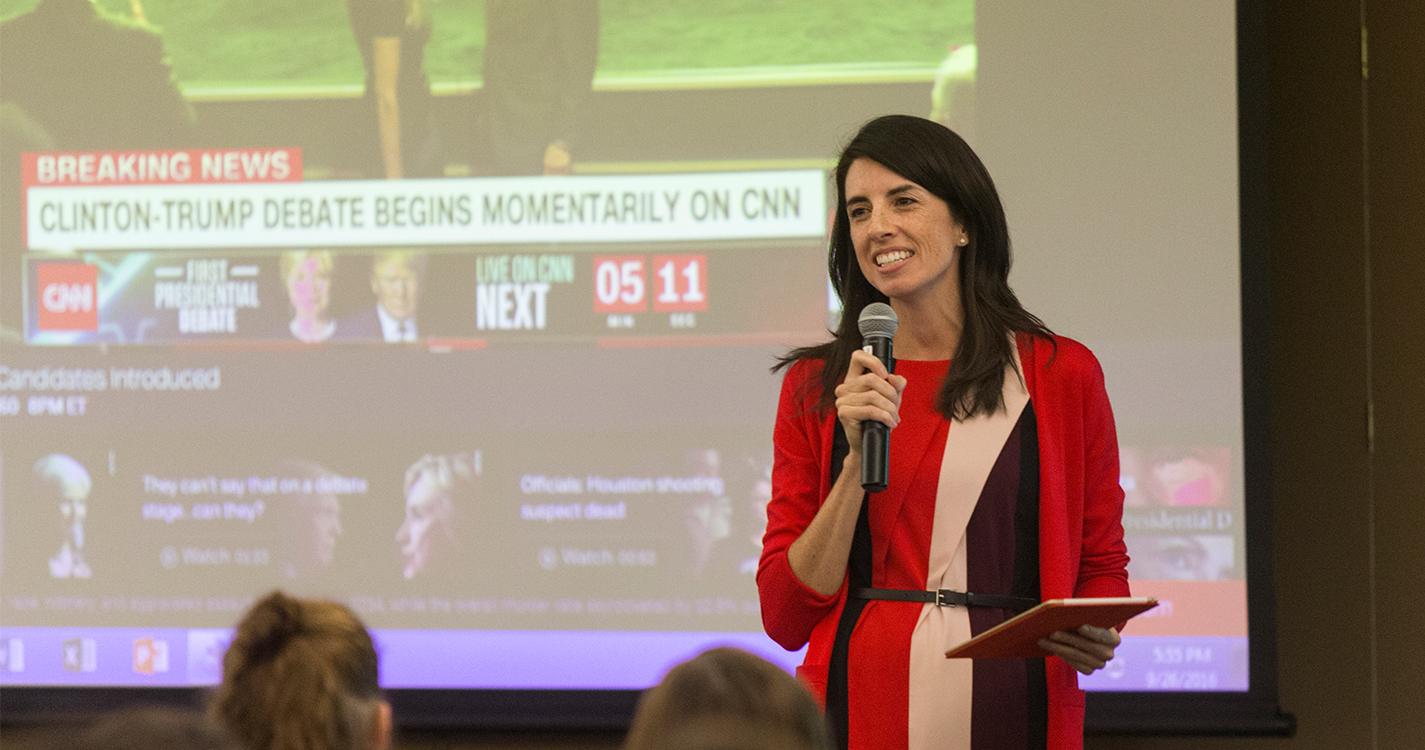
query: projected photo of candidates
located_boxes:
[1,0,1260,724]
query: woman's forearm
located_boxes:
[786,452,866,596]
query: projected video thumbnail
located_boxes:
[2,437,775,633]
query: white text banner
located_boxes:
[26,171,827,251]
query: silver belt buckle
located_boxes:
[935,589,957,608]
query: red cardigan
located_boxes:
[756,334,1130,750]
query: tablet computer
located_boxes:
[945,597,1158,659]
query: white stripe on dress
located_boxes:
[907,355,1029,750]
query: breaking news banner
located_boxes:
[21,149,302,188]
[23,169,827,251]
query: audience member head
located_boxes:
[213,591,389,750]
[624,647,832,750]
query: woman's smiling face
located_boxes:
[844,157,967,307]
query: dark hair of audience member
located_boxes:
[623,647,833,750]
[212,591,389,750]
[72,707,237,750]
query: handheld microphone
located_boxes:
[857,303,898,492]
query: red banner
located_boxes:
[1125,579,1248,637]
[21,148,303,188]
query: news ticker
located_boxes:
[0,626,1241,691]
[22,243,829,346]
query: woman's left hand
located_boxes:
[1038,625,1121,675]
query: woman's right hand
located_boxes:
[787,349,907,596]
[834,349,907,451]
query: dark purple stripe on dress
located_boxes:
[966,403,1046,750]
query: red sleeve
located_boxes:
[1072,349,1131,600]
[756,360,842,651]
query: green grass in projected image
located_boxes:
[0,0,973,89]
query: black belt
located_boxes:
[851,587,1038,613]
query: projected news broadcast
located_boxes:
[1,0,1246,697]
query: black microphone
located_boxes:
[857,303,898,493]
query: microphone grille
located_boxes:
[858,302,898,339]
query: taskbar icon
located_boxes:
[0,638,23,673]
[62,637,97,673]
[134,637,170,675]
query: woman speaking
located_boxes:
[758,115,1129,750]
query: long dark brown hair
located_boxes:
[776,114,1052,419]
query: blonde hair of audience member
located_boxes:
[213,591,391,750]
[624,647,833,750]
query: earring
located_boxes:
[958,237,967,245]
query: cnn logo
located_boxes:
[36,264,98,331]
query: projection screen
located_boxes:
[0,0,1285,733]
